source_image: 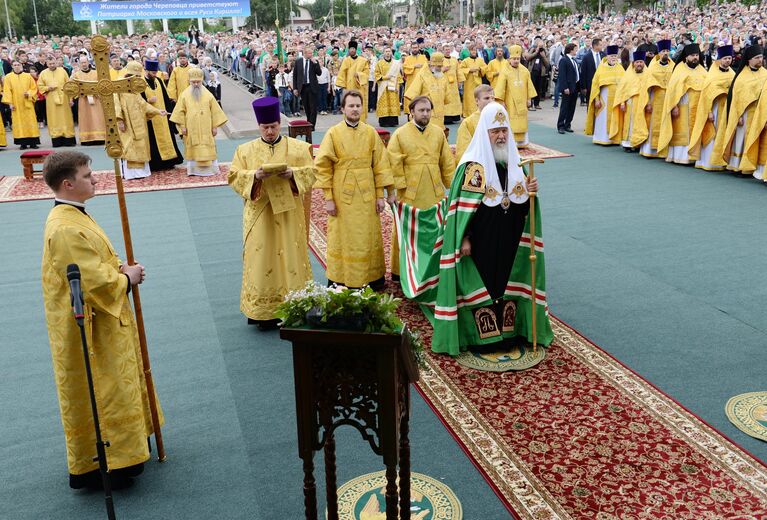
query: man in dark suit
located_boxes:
[556,43,580,134]
[580,38,603,107]
[293,43,322,128]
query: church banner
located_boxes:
[72,0,251,21]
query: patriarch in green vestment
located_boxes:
[393,102,553,355]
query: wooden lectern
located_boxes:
[279,328,420,520]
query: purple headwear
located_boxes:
[252,97,281,124]
[657,40,672,52]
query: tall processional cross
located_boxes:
[63,35,166,462]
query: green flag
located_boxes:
[275,19,284,64]
[393,163,553,355]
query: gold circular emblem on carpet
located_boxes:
[331,471,462,519]
[456,344,546,372]
[725,391,767,442]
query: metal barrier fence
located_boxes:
[208,50,265,92]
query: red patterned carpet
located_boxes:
[308,196,767,519]
[0,164,230,203]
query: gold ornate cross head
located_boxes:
[63,35,147,158]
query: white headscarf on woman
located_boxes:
[457,102,528,207]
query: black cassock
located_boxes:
[465,162,529,301]
[142,76,184,172]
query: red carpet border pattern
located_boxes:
[308,199,767,519]
[0,164,231,203]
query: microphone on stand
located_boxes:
[67,264,84,326]
[66,263,117,520]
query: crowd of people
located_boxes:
[201,1,767,178]
[0,30,224,179]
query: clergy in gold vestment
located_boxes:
[314,90,394,289]
[71,57,106,145]
[711,45,767,173]
[228,98,315,329]
[402,46,428,97]
[374,47,402,127]
[688,46,735,171]
[459,48,486,117]
[142,59,183,171]
[170,68,229,176]
[404,53,451,129]
[442,46,463,124]
[336,41,371,122]
[741,66,767,179]
[109,54,125,81]
[166,52,192,100]
[484,49,508,89]
[115,62,166,180]
[494,45,536,148]
[40,151,162,489]
[610,52,650,150]
[38,57,76,147]
[388,96,455,277]
[584,47,624,145]
[657,44,707,164]
[2,60,40,148]
[456,85,495,162]
[639,42,674,158]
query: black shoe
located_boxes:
[557,128,565,134]
[69,470,134,490]
[552,104,559,108]
[256,319,280,331]
[368,276,386,292]
[247,318,258,325]
[20,144,27,150]
[468,343,497,354]
[113,463,144,478]
[31,144,39,149]
[565,128,574,133]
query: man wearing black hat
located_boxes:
[711,45,767,172]
[336,40,371,122]
[657,43,706,164]
[610,50,650,151]
[142,59,183,171]
[688,45,735,171]
[640,40,674,158]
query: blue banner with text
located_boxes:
[72,0,251,21]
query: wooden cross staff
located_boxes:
[519,158,543,353]
[64,35,166,462]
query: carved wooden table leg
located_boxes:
[302,456,318,520]
[324,433,339,520]
[398,405,411,520]
[385,463,399,520]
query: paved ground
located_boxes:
[0,74,588,176]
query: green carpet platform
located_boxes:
[1,123,766,518]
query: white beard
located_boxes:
[191,85,202,102]
[432,70,443,78]
[492,144,508,164]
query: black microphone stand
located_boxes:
[73,299,117,520]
